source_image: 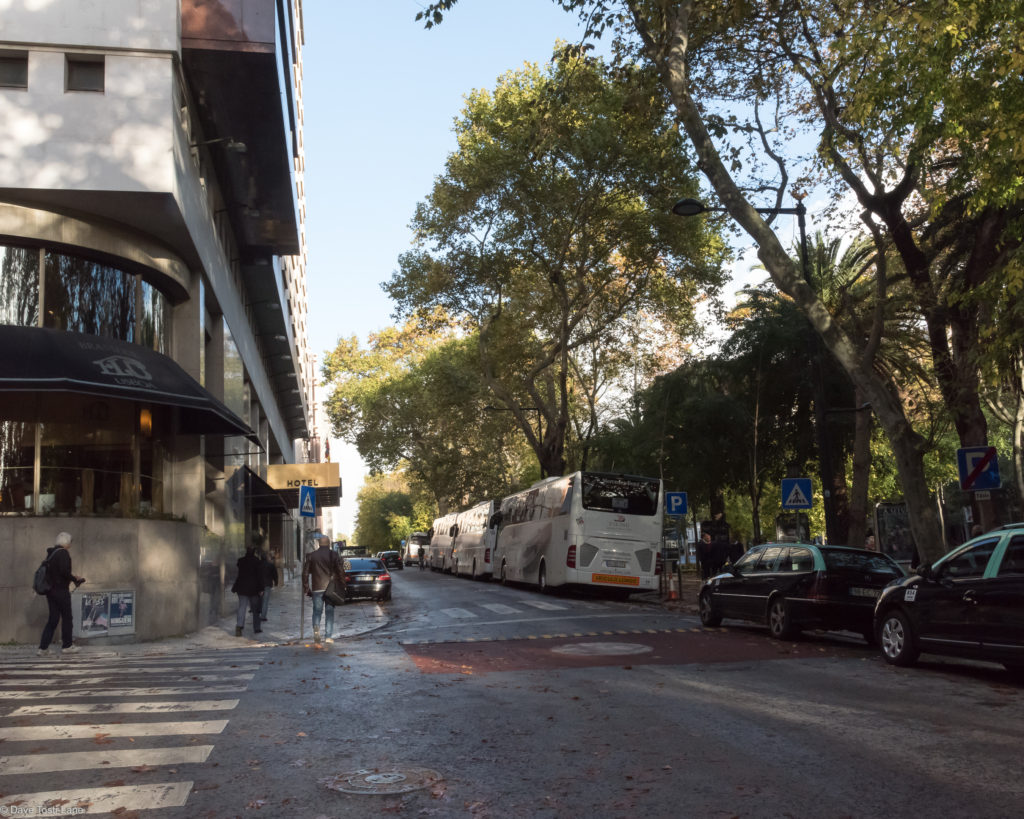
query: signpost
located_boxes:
[781,478,813,510]
[957,446,1000,491]
[665,491,688,517]
[299,484,316,518]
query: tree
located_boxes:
[386,49,726,477]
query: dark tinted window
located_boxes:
[942,540,997,579]
[346,558,384,571]
[779,547,814,573]
[733,547,763,571]
[581,473,660,516]
[0,53,28,88]
[750,546,784,573]
[66,55,104,92]
[997,536,1024,577]
[823,549,903,579]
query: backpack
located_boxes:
[32,552,54,595]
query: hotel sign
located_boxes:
[267,463,341,508]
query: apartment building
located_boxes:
[0,0,314,642]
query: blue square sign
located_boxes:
[781,478,812,510]
[299,484,317,518]
[665,491,688,516]
[957,446,1000,491]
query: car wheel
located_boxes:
[538,562,548,593]
[878,609,919,666]
[698,590,722,627]
[767,597,797,640]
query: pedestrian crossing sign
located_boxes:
[299,484,316,518]
[781,478,812,510]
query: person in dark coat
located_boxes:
[302,535,346,644]
[697,531,713,581]
[259,550,278,623]
[233,546,264,637]
[38,531,85,656]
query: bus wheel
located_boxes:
[500,562,509,586]
[538,562,548,593]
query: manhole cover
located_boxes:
[324,767,443,795]
[551,642,654,656]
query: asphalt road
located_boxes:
[3,568,1022,818]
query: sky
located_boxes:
[300,1,593,536]
[298,1,805,537]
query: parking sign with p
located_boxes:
[665,491,688,516]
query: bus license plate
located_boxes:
[849,587,879,598]
[592,573,640,586]
[605,560,628,568]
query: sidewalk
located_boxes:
[634,570,703,616]
[1,577,390,661]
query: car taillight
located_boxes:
[379,573,391,582]
[655,553,663,575]
[806,572,829,600]
[566,544,577,569]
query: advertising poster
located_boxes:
[81,592,110,634]
[109,591,135,628]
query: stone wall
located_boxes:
[1,517,201,645]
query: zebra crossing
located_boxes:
[0,648,265,815]
[438,597,600,620]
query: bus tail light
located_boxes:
[485,547,491,562]
[566,544,577,569]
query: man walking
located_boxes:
[233,545,264,637]
[38,531,85,656]
[303,535,345,644]
[259,550,278,624]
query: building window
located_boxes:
[66,54,104,93]
[0,52,28,89]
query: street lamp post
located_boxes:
[673,197,839,545]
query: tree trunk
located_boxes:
[642,6,944,561]
[846,388,873,549]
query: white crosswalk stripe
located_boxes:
[479,603,522,614]
[0,648,265,815]
[439,607,478,619]
[520,600,569,611]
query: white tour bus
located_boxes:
[404,531,431,566]
[451,499,496,579]
[492,471,664,592]
[429,512,458,572]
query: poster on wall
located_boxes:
[81,592,110,634]
[73,589,136,638]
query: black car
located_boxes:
[343,557,392,602]
[699,542,905,642]
[875,524,1024,675]
[377,550,403,570]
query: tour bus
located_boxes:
[451,499,497,579]
[429,512,459,572]
[404,531,431,566]
[491,471,663,592]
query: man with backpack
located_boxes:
[37,531,85,657]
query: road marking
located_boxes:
[0,665,259,677]
[439,608,477,619]
[8,699,240,716]
[0,719,228,741]
[0,782,193,813]
[0,745,213,775]
[0,685,246,700]
[520,600,568,611]
[479,603,522,614]
[0,673,254,687]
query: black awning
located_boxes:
[242,466,288,514]
[0,325,255,440]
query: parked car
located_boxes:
[874,524,1024,675]
[343,557,392,602]
[699,542,905,642]
[377,550,403,570]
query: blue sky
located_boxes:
[301,1,590,535]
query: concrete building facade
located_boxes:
[0,0,314,643]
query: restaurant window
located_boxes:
[45,252,135,341]
[0,244,39,327]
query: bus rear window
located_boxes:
[581,474,660,516]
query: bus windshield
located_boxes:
[580,474,660,516]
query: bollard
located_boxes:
[667,571,679,601]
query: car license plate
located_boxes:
[849,587,879,598]
[358,574,376,581]
[592,573,640,586]
[605,560,628,568]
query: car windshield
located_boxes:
[823,549,904,579]
[346,559,384,571]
